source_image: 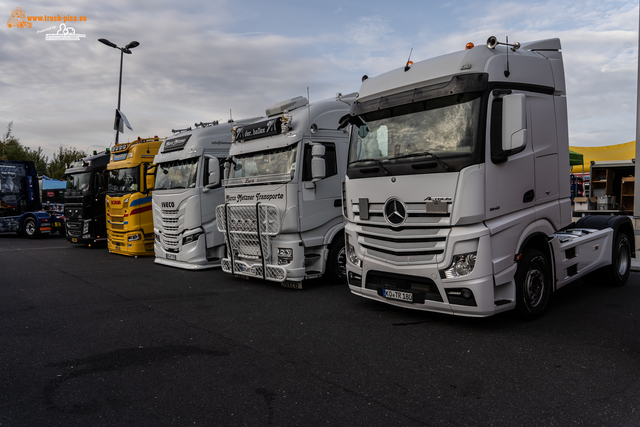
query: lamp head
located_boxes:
[98,38,117,49]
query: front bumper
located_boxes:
[154,232,224,270]
[221,258,288,281]
[108,230,154,256]
[345,226,505,317]
[66,220,105,244]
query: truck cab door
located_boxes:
[485,91,535,220]
[300,141,343,238]
[200,156,224,249]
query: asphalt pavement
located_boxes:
[1,233,640,426]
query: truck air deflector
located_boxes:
[351,73,488,117]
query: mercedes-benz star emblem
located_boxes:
[383,198,407,226]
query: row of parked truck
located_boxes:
[2,36,635,319]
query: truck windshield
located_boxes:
[155,157,198,190]
[108,167,140,194]
[226,144,297,185]
[0,166,25,195]
[65,172,91,192]
[349,93,482,168]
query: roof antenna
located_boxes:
[228,109,233,123]
[404,48,414,72]
[307,87,314,134]
[505,36,510,78]
[486,36,520,78]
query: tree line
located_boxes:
[0,122,88,180]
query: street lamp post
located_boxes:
[98,38,139,144]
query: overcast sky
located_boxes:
[1,0,638,161]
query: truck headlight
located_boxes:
[128,233,141,242]
[182,231,203,245]
[346,234,362,268]
[278,248,293,265]
[443,252,477,278]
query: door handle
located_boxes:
[523,189,535,203]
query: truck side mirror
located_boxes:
[204,157,220,190]
[223,160,230,180]
[311,144,326,182]
[145,165,156,194]
[95,173,104,193]
[502,93,527,152]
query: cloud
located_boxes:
[1,0,638,159]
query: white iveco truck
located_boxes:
[341,37,634,318]
[216,93,356,287]
[152,119,258,269]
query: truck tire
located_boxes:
[605,232,631,287]
[23,217,38,239]
[325,234,347,284]
[514,248,551,320]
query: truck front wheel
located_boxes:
[325,234,347,284]
[23,217,38,239]
[514,248,551,320]
[606,232,631,287]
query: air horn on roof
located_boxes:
[486,36,520,51]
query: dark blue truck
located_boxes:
[0,160,64,237]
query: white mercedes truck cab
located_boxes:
[152,119,259,269]
[341,37,634,318]
[216,93,356,288]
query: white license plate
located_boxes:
[166,253,177,260]
[383,289,413,302]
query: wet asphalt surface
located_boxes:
[1,233,640,427]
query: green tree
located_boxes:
[24,146,48,176]
[1,122,27,160]
[47,146,87,179]
[1,122,49,175]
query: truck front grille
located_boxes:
[217,203,288,282]
[353,223,449,266]
[65,207,82,219]
[216,204,280,260]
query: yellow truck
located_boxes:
[106,137,163,256]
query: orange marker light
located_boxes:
[465,42,475,50]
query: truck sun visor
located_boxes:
[163,134,192,153]
[351,73,489,118]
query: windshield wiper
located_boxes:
[349,158,391,175]
[387,151,450,171]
